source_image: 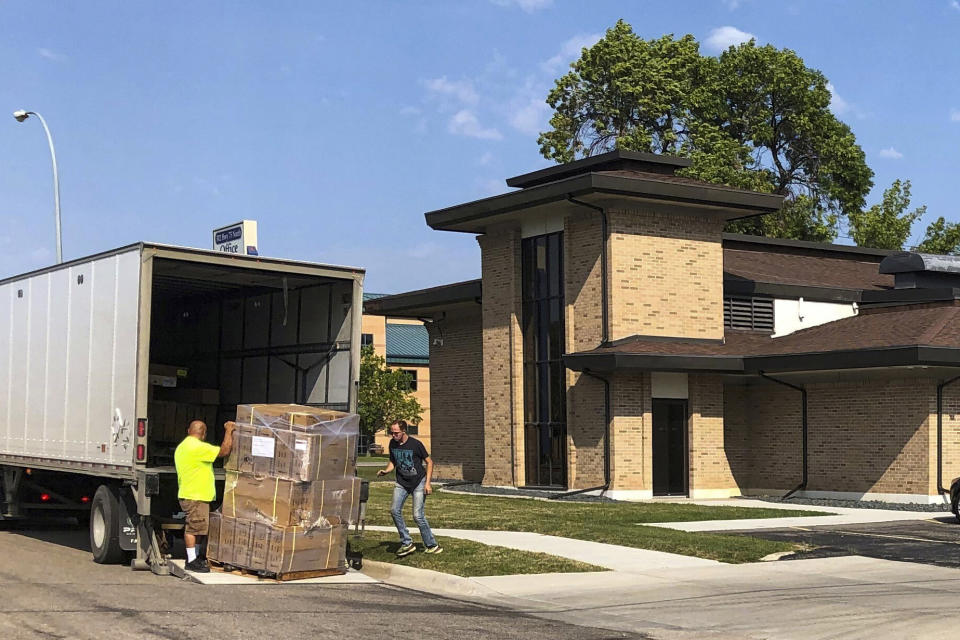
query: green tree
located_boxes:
[538,20,874,242]
[916,217,960,255]
[847,179,926,250]
[357,345,422,438]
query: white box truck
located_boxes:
[0,243,363,574]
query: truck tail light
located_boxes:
[40,493,50,502]
[137,418,147,437]
[81,496,90,503]
[136,444,145,461]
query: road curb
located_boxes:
[360,560,504,600]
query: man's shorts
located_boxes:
[179,499,210,536]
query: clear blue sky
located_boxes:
[2,1,959,293]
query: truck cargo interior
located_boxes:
[147,258,355,467]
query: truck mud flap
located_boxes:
[118,486,139,551]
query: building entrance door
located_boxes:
[652,399,688,496]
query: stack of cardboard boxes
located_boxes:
[147,364,220,448]
[207,404,360,576]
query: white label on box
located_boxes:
[295,439,308,451]
[251,436,275,458]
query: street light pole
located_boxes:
[14,109,62,264]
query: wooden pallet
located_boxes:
[208,560,345,582]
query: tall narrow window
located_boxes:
[521,231,567,488]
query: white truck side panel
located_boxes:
[0,249,141,467]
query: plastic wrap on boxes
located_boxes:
[222,471,361,528]
[225,404,358,481]
[207,512,347,574]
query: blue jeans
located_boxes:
[390,478,437,548]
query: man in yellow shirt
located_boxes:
[175,419,235,573]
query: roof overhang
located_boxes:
[425,173,784,234]
[564,344,960,375]
[363,279,481,318]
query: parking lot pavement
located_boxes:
[0,520,643,640]
[728,516,960,568]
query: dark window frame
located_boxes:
[402,368,418,391]
[361,333,374,346]
[521,231,567,488]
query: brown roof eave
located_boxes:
[563,351,746,373]
[426,173,784,234]
[564,345,960,375]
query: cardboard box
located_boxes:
[226,424,357,481]
[150,364,188,379]
[236,404,349,429]
[207,512,347,574]
[225,424,275,476]
[222,472,360,527]
[265,524,346,574]
[155,387,220,406]
[207,510,222,561]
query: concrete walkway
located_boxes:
[652,498,948,532]
[365,525,718,571]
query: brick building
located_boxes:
[360,297,431,452]
[365,151,960,504]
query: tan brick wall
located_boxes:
[687,375,736,493]
[426,307,485,482]
[941,385,960,491]
[607,208,724,340]
[731,377,937,496]
[564,210,607,488]
[609,372,651,491]
[478,227,524,486]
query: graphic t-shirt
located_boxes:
[174,436,220,501]
[389,436,429,491]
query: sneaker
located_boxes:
[424,545,443,555]
[396,543,416,557]
[185,558,210,573]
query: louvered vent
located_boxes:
[724,296,774,332]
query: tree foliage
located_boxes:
[357,345,422,437]
[538,20,874,242]
[916,217,960,255]
[846,180,926,250]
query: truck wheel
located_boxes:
[90,485,124,564]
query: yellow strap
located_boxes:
[230,480,236,517]
[315,436,323,481]
[318,481,325,522]
[348,479,356,523]
[342,436,350,476]
[325,527,333,568]
[288,526,298,573]
[272,478,280,522]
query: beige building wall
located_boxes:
[427,308,484,481]
[726,376,942,500]
[607,208,725,341]
[361,313,432,453]
[477,226,525,486]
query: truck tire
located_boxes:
[90,485,124,564]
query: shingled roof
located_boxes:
[565,302,960,373]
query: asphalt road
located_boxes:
[0,520,642,640]
[731,516,960,567]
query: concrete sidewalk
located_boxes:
[652,498,948,532]
[366,525,718,571]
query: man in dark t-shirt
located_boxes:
[377,420,441,556]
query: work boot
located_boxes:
[185,558,210,573]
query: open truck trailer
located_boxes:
[0,243,363,575]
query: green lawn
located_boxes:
[359,466,825,564]
[352,531,603,577]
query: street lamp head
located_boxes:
[13,109,30,122]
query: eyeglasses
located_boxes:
[389,431,404,437]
